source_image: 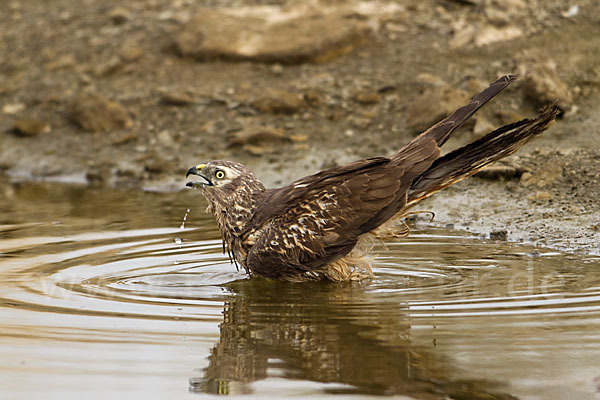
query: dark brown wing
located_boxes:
[244,159,398,278]
[244,143,440,279]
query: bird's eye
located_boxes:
[215,170,226,179]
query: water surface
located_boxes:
[1,180,599,399]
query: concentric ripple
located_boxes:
[1,183,600,399]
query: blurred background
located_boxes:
[1,0,598,189]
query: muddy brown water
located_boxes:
[1,180,600,400]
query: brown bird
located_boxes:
[186,75,559,281]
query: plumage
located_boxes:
[186,75,559,281]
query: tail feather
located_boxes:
[418,74,518,147]
[406,105,560,206]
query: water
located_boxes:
[1,179,600,400]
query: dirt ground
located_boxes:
[1,0,599,252]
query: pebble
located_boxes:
[474,25,523,47]
[489,230,508,241]
[108,6,132,24]
[251,90,304,114]
[473,115,495,136]
[529,191,552,202]
[160,91,195,106]
[353,91,381,105]
[66,91,131,132]
[228,126,288,146]
[523,63,573,112]
[2,103,25,115]
[12,117,50,136]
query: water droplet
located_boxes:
[174,238,182,245]
[179,208,191,230]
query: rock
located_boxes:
[476,164,524,180]
[353,91,381,105]
[2,103,25,115]
[228,126,289,146]
[520,161,563,188]
[474,25,523,47]
[118,44,144,62]
[496,109,525,125]
[270,64,283,75]
[243,144,267,156]
[12,117,51,136]
[174,8,371,64]
[489,230,508,240]
[449,21,476,49]
[160,91,195,106]
[111,131,137,145]
[303,90,321,107]
[144,156,174,174]
[416,73,445,87]
[523,64,573,112]
[446,0,482,4]
[251,90,304,114]
[485,7,511,25]
[528,191,552,202]
[289,134,308,143]
[45,53,76,70]
[67,92,132,132]
[473,115,495,136]
[94,55,122,77]
[108,6,131,24]
[405,85,469,133]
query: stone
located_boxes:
[489,230,508,240]
[228,126,289,146]
[449,22,476,49]
[416,73,445,87]
[353,91,381,105]
[45,53,76,70]
[174,8,371,64]
[108,6,132,24]
[243,144,267,156]
[94,56,122,77]
[67,92,131,132]
[496,109,525,125]
[251,90,304,114]
[160,91,195,106]
[144,156,174,174]
[475,164,524,180]
[2,103,25,114]
[528,191,552,202]
[523,64,573,112]
[473,115,495,136]
[12,117,50,136]
[474,25,523,47]
[520,161,563,188]
[405,85,469,133]
[111,131,138,145]
[303,90,322,107]
[118,44,144,62]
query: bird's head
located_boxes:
[185,160,264,196]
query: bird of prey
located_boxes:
[186,75,559,281]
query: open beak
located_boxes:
[186,165,212,188]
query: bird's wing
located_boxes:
[245,144,440,278]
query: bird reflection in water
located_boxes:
[190,280,518,399]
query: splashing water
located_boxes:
[180,208,191,230]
